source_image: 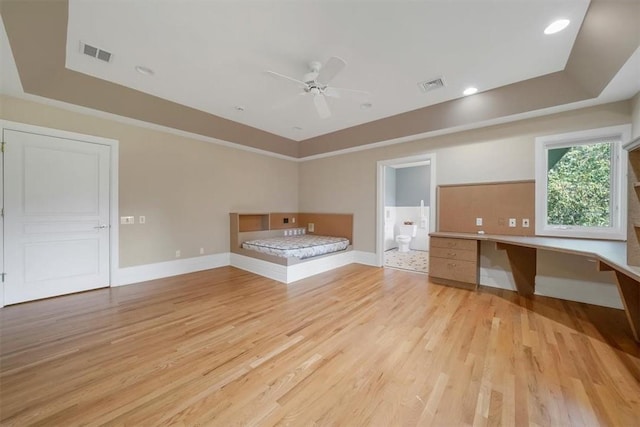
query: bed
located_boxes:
[241,234,350,259]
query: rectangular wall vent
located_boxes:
[80,42,112,63]
[417,77,445,93]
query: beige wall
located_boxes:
[299,101,632,252]
[0,95,299,267]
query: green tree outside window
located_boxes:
[547,142,612,227]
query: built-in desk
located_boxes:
[430,232,640,342]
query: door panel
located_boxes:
[4,129,111,304]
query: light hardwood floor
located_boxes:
[1,265,639,426]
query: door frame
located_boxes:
[0,120,119,307]
[376,153,437,267]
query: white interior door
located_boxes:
[3,129,111,304]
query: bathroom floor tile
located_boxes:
[384,249,429,273]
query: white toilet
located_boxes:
[396,224,417,252]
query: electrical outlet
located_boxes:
[476,218,483,226]
[509,218,516,228]
[200,247,204,255]
[139,215,145,224]
[308,223,315,232]
[522,218,530,228]
[175,250,181,258]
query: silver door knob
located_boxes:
[94,224,109,229]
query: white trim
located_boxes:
[376,154,437,267]
[287,250,355,283]
[114,253,230,286]
[353,250,378,266]
[535,276,623,310]
[0,119,119,307]
[4,93,297,161]
[229,253,288,283]
[623,135,640,151]
[230,250,365,284]
[534,124,630,240]
[6,83,636,164]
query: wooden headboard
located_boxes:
[298,213,353,243]
[230,212,354,253]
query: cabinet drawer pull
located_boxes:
[447,252,456,257]
[447,263,457,267]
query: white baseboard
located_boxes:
[535,275,623,310]
[480,267,517,291]
[353,250,378,266]
[480,269,623,309]
[114,253,230,286]
[230,250,376,284]
[112,249,379,289]
[287,250,356,283]
[229,253,288,283]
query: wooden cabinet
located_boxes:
[626,143,640,265]
[429,237,479,289]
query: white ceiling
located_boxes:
[64,0,593,141]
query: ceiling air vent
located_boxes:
[417,77,445,93]
[80,42,112,63]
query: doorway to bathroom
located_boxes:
[376,154,436,273]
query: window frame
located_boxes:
[534,124,630,240]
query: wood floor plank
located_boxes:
[1,265,639,425]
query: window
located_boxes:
[535,125,630,240]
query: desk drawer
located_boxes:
[430,246,477,262]
[429,257,477,284]
[431,237,477,251]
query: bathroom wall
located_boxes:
[396,165,430,206]
[385,165,431,251]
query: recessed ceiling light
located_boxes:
[544,19,570,35]
[360,102,373,110]
[234,105,245,112]
[463,87,478,96]
[135,65,154,76]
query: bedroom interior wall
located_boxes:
[298,100,631,307]
[0,95,299,268]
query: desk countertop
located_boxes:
[430,232,640,282]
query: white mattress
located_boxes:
[242,235,349,259]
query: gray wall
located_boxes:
[396,165,430,206]
[384,167,396,206]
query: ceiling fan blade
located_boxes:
[323,87,341,99]
[263,70,308,88]
[329,86,371,99]
[316,56,346,85]
[313,94,331,119]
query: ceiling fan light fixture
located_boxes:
[135,65,154,76]
[544,19,570,35]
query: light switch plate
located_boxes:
[476,218,483,226]
[509,218,516,227]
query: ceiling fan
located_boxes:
[264,56,370,119]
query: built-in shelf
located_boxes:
[237,214,269,232]
[626,147,640,266]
